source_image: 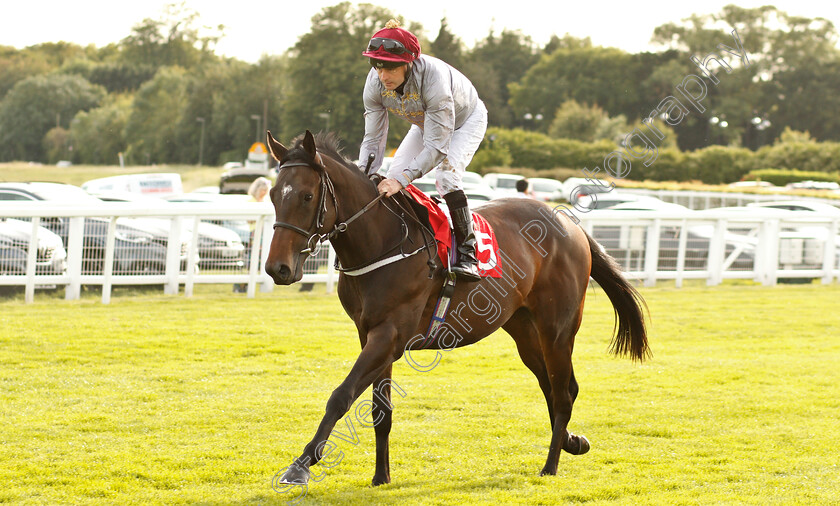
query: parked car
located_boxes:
[601,198,691,212]
[219,166,274,195]
[728,180,777,189]
[162,193,255,247]
[0,218,67,276]
[527,177,564,202]
[463,187,496,207]
[561,177,615,205]
[746,200,840,267]
[461,171,484,187]
[81,173,183,196]
[0,182,191,275]
[695,206,837,273]
[404,175,493,209]
[746,200,840,216]
[588,201,755,271]
[372,162,494,199]
[407,175,438,196]
[374,157,395,175]
[483,173,524,195]
[191,186,221,194]
[575,191,667,211]
[785,181,840,191]
[460,171,497,199]
[93,192,245,270]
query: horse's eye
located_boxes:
[303,193,314,202]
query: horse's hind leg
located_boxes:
[503,308,554,428]
[538,305,590,477]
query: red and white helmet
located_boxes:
[362,19,421,68]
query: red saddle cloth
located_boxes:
[404,185,503,278]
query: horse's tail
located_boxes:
[586,231,650,362]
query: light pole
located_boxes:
[751,115,772,149]
[251,114,261,143]
[709,116,728,145]
[523,112,543,130]
[196,117,206,166]
[318,112,331,133]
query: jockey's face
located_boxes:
[376,64,408,90]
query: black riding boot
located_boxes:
[444,190,482,282]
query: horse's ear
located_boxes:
[266,130,287,162]
[302,130,317,160]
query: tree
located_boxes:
[593,115,630,145]
[625,117,679,150]
[43,127,71,164]
[281,2,414,152]
[0,43,95,101]
[653,5,839,77]
[548,100,607,141]
[0,74,105,162]
[202,56,288,165]
[69,94,132,165]
[0,46,51,100]
[119,1,224,71]
[467,29,540,128]
[87,62,158,93]
[761,59,840,142]
[429,17,465,69]
[543,34,593,55]
[123,67,190,164]
[776,127,814,144]
[652,5,840,145]
[508,46,646,130]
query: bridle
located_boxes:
[270,153,434,276]
[271,153,343,256]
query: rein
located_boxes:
[271,154,436,275]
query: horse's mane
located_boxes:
[288,130,437,270]
[288,131,371,186]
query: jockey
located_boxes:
[358,19,487,282]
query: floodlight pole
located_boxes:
[196,117,206,166]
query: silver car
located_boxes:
[0,218,67,275]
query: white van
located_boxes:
[82,173,183,196]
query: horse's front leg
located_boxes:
[278,323,401,485]
[371,364,393,486]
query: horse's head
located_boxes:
[264,130,336,285]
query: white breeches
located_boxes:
[387,101,488,196]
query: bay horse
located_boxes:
[264,130,648,488]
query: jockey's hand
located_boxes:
[377,178,403,197]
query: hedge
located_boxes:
[472,127,840,184]
[743,169,840,186]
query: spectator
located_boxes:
[513,178,536,199]
[235,177,272,293]
[247,177,271,203]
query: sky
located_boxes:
[2,1,840,62]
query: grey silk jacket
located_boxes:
[358,54,481,187]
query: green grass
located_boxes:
[0,162,225,193]
[2,282,839,505]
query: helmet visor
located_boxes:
[367,37,416,57]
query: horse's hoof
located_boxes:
[539,467,557,477]
[275,462,310,486]
[371,474,390,486]
[565,433,590,455]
